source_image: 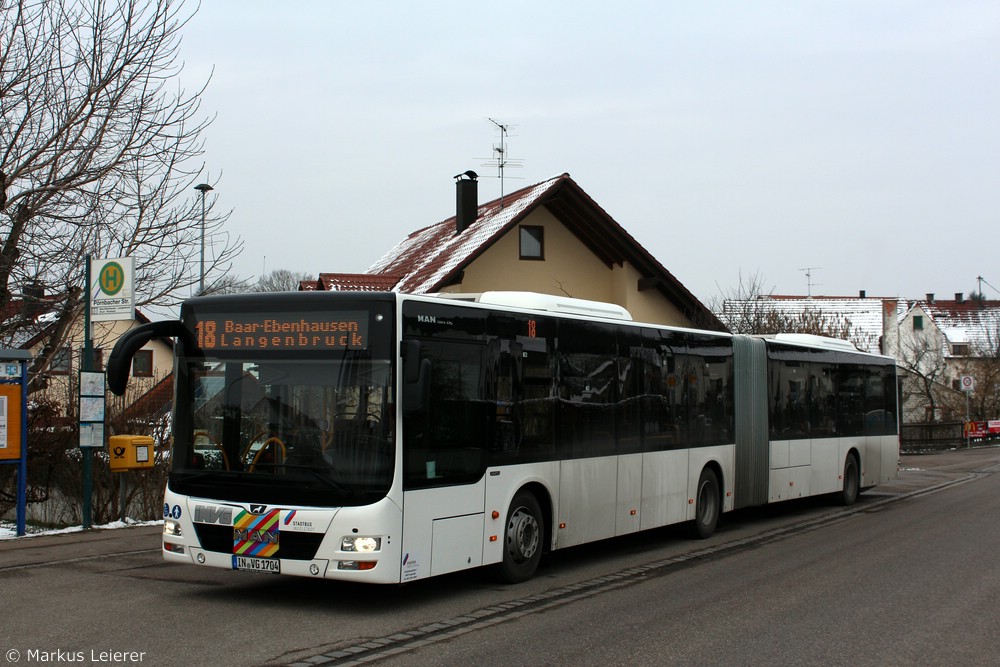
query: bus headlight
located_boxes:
[341,536,381,552]
[163,519,182,536]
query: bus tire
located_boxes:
[838,454,860,506]
[692,467,720,539]
[495,491,544,584]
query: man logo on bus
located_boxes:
[98,262,125,296]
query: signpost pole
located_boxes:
[17,357,27,535]
[82,255,130,529]
[965,392,970,449]
[82,254,94,529]
[961,374,975,450]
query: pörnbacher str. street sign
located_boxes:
[90,256,134,322]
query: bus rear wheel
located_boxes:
[838,454,860,506]
[495,491,543,584]
[692,467,720,539]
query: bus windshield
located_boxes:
[170,354,394,507]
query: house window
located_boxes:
[912,315,923,331]
[952,343,969,356]
[132,349,153,377]
[50,347,72,375]
[519,225,544,260]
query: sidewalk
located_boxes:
[2,446,998,570]
[881,444,1000,496]
[0,522,162,569]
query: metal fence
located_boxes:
[900,421,1000,453]
[901,421,964,453]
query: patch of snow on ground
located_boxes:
[0,518,163,540]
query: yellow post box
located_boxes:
[108,435,155,471]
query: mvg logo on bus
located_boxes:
[194,504,233,525]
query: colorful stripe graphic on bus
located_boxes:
[233,509,280,557]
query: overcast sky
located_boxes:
[180,1,1000,304]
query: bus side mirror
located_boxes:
[401,340,431,418]
[107,320,191,396]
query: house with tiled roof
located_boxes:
[914,293,1000,358]
[303,172,723,330]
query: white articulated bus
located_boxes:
[108,290,899,584]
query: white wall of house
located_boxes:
[29,316,173,416]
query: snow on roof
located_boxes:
[939,327,968,344]
[722,295,901,353]
[367,176,562,294]
[919,299,1000,353]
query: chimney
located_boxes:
[454,170,478,234]
[956,292,964,303]
[926,293,934,303]
[23,280,44,319]
[859,290,866,298]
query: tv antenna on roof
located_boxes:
[477,118,523,207]
[976,275,1000,301]
[799,267,822,298]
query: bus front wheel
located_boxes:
[496,491,543,584]
[692,467,720,539]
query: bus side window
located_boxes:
[402,339,432,418]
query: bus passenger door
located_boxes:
[401,336,488,580]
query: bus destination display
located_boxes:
[193,312,369,351]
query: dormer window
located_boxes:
[519,225,544,260]
[50,347,71,375]
[952,343,969,356]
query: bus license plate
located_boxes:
[233,556,280,574]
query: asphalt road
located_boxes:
[1,447,998,667]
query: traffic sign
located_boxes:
[960,375,975,392]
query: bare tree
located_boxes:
[710,270,778,334]
[0,0,241,387]
[895,329,953,422]
[209,268,313,294]
[256,269,312,292]
[711,271,875,350]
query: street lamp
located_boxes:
[194,183,213,294]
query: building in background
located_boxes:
[303,172,724,331]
